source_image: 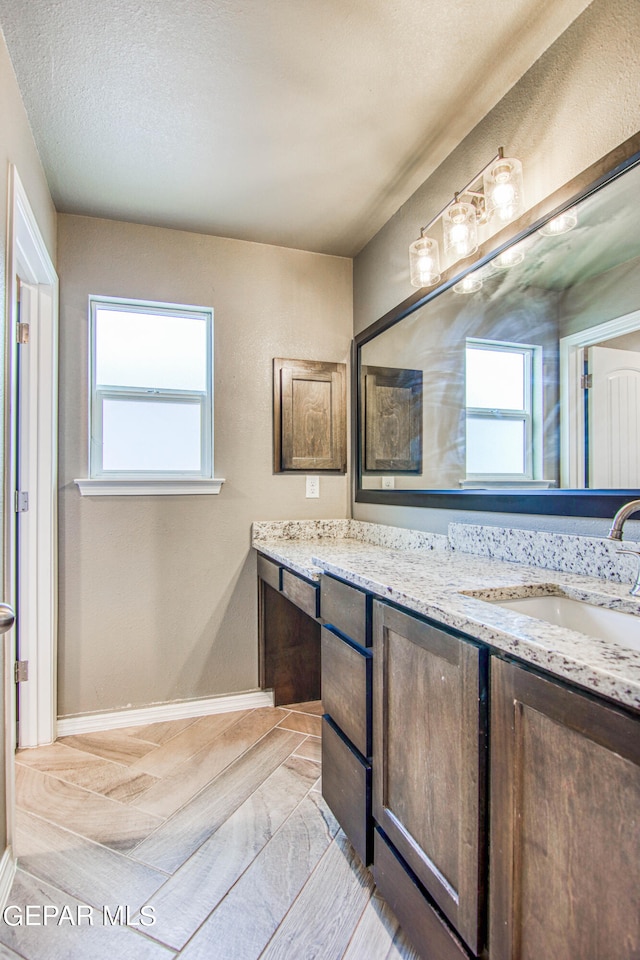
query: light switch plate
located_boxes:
[306,475,320,498]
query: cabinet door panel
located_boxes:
[490,657,640,960]
[321,626,371,758]
[373,602,486,955]
[322,716,372,865]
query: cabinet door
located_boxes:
[273,358,346,472]
[373,602,487,954]
[490,657,640,960]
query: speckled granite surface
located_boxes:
[253,519,448,552]
[448,522,637,584]
[252,521,640,712]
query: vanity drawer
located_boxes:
[320,574,370,647]
[322,716,372,865]
[373,829,469,960]
[282,569,320,619]
[257,554,281,591]
[321,626,371,757]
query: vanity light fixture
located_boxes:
[409,232,441,288]
[453,272,483,295]
[483,155,524,223]
[409,148,524,288]
[443,198,478,261]
[494,247,525,269]
[539,207,578,236]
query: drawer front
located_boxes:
[322,716,372,865]
[373,829,469,960]
[282,569,319,619]
[257,554,281,591]
[320,574,369,647]
[321,626,371,757]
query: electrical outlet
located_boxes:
[381,476,395,489]
[306,475,320,498]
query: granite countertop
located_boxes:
[253,525,640,713]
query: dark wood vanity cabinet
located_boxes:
[372,601,487,957]
[320,574,374,866]
[257,554,320,706]
[489,657,640,960]
[257,556,640,959]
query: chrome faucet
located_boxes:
[608,499,640,596]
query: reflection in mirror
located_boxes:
[359,155,640,494]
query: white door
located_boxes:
[588,345,640,487]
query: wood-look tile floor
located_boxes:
[2,703,420,959]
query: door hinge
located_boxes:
[17,322,30,345]
[581,373,593,389]
[14,661,28,683]
[15,491,29,513]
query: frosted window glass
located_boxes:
[466,348,524,410]
[466,418,525,474]
[102,399,201,472]
[96,310,207,390]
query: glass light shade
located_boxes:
[453,273,483,295]
[443,201,478,262]
[483,157,524,224]
[494,247,525,269]
[409,236,441,288]
[539,208,578,236]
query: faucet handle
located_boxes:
[618,547,640,557]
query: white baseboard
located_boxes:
[56,689,275,737]
[0,847,16,911]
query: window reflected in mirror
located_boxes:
[359,153,640,495]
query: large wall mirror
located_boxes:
[355,133,640,517]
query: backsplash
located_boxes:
[252,519,448,552]
[448,522,637,585]
[252,519,352,541]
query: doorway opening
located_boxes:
[560,309,640,488]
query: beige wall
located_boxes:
[0,29,56,850]
[57,215,352,717]
[353,0,640,537]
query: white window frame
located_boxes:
[75,296,224,496]
[465,338,542,482]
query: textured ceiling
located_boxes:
[0,0,593,256]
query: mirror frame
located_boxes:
[354,131,640,518]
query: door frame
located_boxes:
[559,309,640,488]
[5,166,58,781]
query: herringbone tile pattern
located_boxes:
[0,702,418,959]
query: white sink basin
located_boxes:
[490,595,640,652]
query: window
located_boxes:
[465,339,541,481]
[76,297,222,495]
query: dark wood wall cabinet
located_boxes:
[362,365,423,473]
[256,558,640,959]
[273,358,347,473]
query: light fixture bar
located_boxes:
[417,149,504,237]
[409,147,524,289]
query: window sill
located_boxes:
[74,478,225,497]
